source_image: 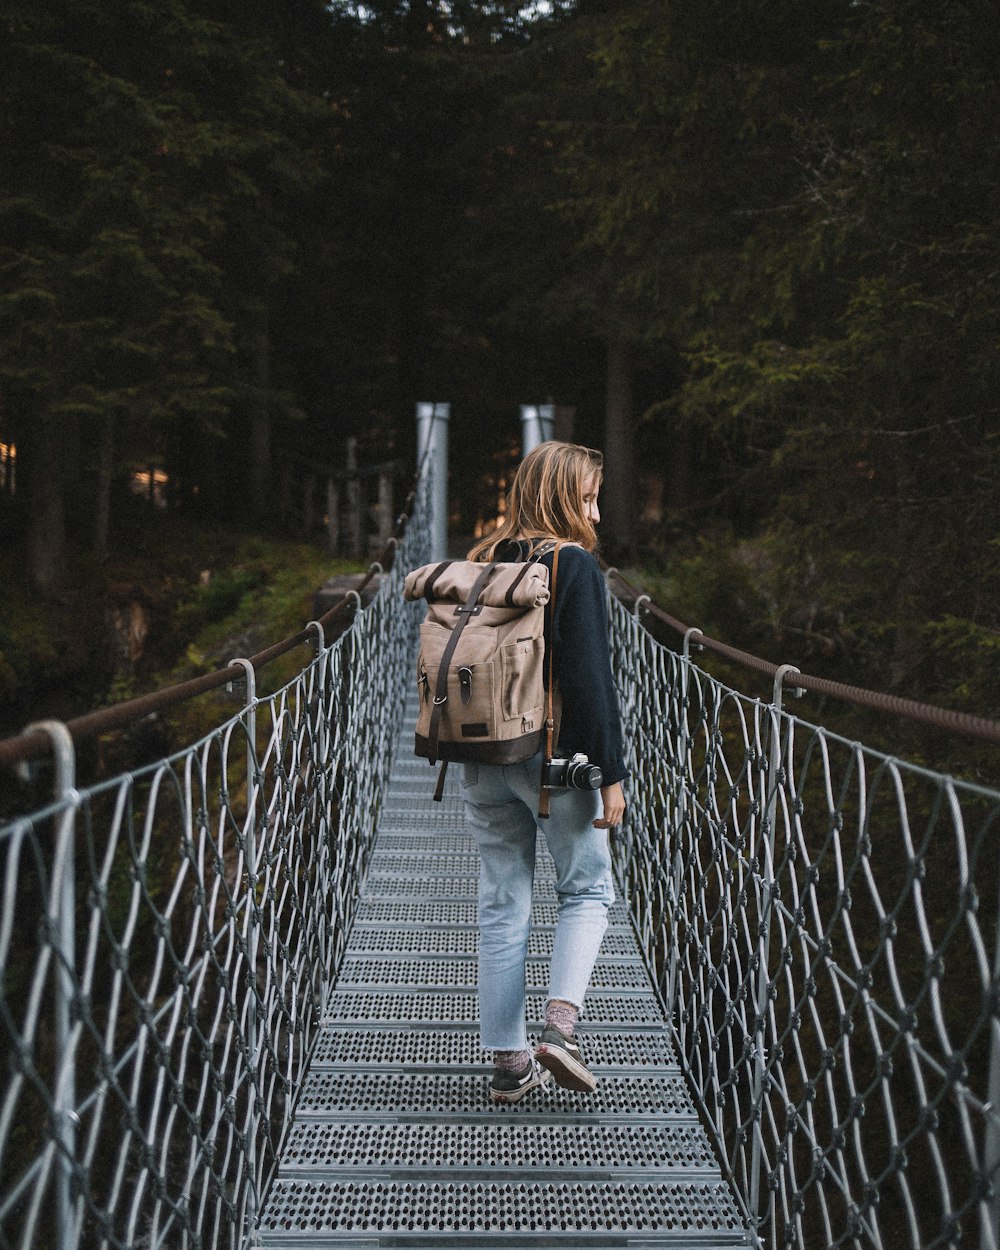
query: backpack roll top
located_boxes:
[403,559,550,609]
[403,558,552,766]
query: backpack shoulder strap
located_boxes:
[528,539,558,560]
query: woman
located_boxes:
[464,440,628,1102]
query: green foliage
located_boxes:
[2,0,997,728]
[626,536,774,646]
[0,502,361,741]
[0,577,61,704]
[170,541,352,684]
[174,565,269,639]
[0,0,341,579]
[161,539,364,753]
[550,0,1000,721]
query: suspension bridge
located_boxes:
[1,445,999,1250]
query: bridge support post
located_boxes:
[987,919,1000,1249]
[520,404,554,456]
[748,665,800,1239]
[226,658,261,1239]
[416,403,449,560]
[670,629,704,1017]
[19,721,78,1250]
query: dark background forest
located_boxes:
[1,0,998,759]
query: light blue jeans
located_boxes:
[460,753,616,1050]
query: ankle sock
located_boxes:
[545,999,579,1037]
[494,1048,532,1073]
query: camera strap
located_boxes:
[537,541,562,820]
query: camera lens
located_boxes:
[566,759,603,790]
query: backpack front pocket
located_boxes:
[500,636,545,720]
[417,621,499,737]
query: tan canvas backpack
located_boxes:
[402,543,564,806]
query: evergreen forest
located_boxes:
[1,0,998,759]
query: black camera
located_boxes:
[541,753,603,791]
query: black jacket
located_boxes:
[498,540,628,786]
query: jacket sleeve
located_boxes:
[547,547,629,786]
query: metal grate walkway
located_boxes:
[257,702,748,1248]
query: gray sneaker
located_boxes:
[488,1057,552,1103]
[534,1024,597,1092]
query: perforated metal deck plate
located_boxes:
[260,1179,744,1246]
[346,927,642,959]
[337,956,651,992]
[280,1120,720,1178]
[257,700,748,1248]
[353,899,634,927]
[310,1026,681,1071]
[295,1070,701,1121]
[322,991,667,1027]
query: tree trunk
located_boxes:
[0,437,15,496]
[326,476,340,556]
[887,438,922,692]
[194,428,221,518]
[93,413,115,560]
[27,413,67,593]
[554,406,576,443]
[374,470,393,551]
[246,300,271,524]
[603,333,636,557]
[667,415,693,513]
[344,437,362,559]
[303,472,316,538]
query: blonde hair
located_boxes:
[468,440,604,561]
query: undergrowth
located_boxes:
[0,510,364,811]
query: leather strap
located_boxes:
[458,667,473,704]
[422,560,453,602]
[503,539,556,606]
[504,561,535,607]
[537,542,562,820]
[427,561,497,764]
[433,759,449,802]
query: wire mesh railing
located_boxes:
[608,592,1000,1250]
[0,475,431,1250]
